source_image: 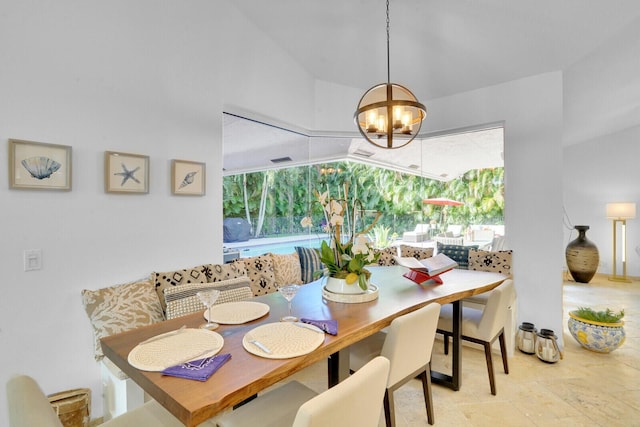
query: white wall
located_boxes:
[562,125,640,278]
[312,71,566,343]
[563,16,640,146]
[423,73,566,343]
[0,1,322,423]
[562,13,640,278]
[0,0,226,422]
[220,4,316,130]
[0,1,635,424]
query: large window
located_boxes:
[222,113,504,251]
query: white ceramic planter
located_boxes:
[325,276,367,294]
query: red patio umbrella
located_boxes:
[422,198,464,235]
[422,197,464,206]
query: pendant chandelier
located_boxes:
[354,0,426,149]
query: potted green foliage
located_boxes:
[568,307,625,353]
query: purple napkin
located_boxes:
[301,318,338,335]
[161,353,231,381]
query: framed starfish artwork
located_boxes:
[171,159,205,196]
[104,151,149,194]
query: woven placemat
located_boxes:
[205,301,270,324]
[128,328,224,371]
[242,322,325,359]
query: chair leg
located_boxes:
[420,366,434,425]
[483,342,497,395]
[498,331,509,374]
[383,388,396,427]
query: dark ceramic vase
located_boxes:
[565,225,599,283]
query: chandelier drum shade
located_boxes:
[354,0,426,149]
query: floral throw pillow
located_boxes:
[468,249,513,277]
[81,279,164,361]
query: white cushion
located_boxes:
[7,375,64,427]
[101,399,217,426]
[216,381,317,427]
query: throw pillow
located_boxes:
[163,277,253,320]
[270,252,303,285]
[468,249,513,277]
[376,246,399,266]
[436,243,478,269]
[399,245,434,260]
[152,264,213,312]
[295,246,324,284]
[233,254,278,296]
[82,279,164,361]
[209,262,247,282]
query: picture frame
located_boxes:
[171,159,206,196]
[104,151,149,194]
[8,139,72,191]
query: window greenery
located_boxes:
[223,161,504,238]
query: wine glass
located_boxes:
[197,290,221,330]
[278,284,301,322]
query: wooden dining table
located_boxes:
[101,266,507,427]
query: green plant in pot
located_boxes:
[568,307,625,353]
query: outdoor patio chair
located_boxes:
[402,224,430,242]
[472,229,495,242]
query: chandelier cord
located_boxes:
[386,0,390,85]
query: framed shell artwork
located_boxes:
[8,139,72,191]
[171,159,205,196]
[105,151,149,194]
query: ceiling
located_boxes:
[231,0,640,100]
[224,1,640,179]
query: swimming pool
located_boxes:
[224,235,328,258]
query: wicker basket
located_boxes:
[48,388,91,427]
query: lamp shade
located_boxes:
[606,202,637,219]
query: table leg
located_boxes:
[327,349,350,388]
[431,300,461,391]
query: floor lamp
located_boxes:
[606,202,636,283]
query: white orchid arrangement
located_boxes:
[300,187,381,290]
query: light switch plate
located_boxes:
[24,249,42,271]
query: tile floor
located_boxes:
[289,274,640,426]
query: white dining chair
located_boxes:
[437,279,515,395]
[6,374,217,427]
[349,302,441,426]
[216,356,390,427]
